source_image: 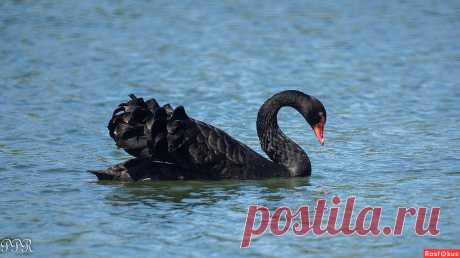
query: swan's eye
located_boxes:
[315,112,325,124]
[310,116,320,125]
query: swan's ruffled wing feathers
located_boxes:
[144,104,176,162]
[108,95,168,159]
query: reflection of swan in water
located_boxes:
[100,177,311,207]
[90,90,326,181]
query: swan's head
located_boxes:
[259,90,327,146]
[305,96,326,145]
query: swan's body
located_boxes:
[90,90,326,181]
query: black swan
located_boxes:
[90,90,326,181]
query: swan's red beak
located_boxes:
[313,118,325,145]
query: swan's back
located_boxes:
[165,106,284,179]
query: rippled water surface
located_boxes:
[1,1,460,257]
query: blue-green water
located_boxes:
[1,1,460,257]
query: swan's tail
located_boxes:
[88,161,134,181]
[88,158,188,181]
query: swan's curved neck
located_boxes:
[256,91,313,176]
